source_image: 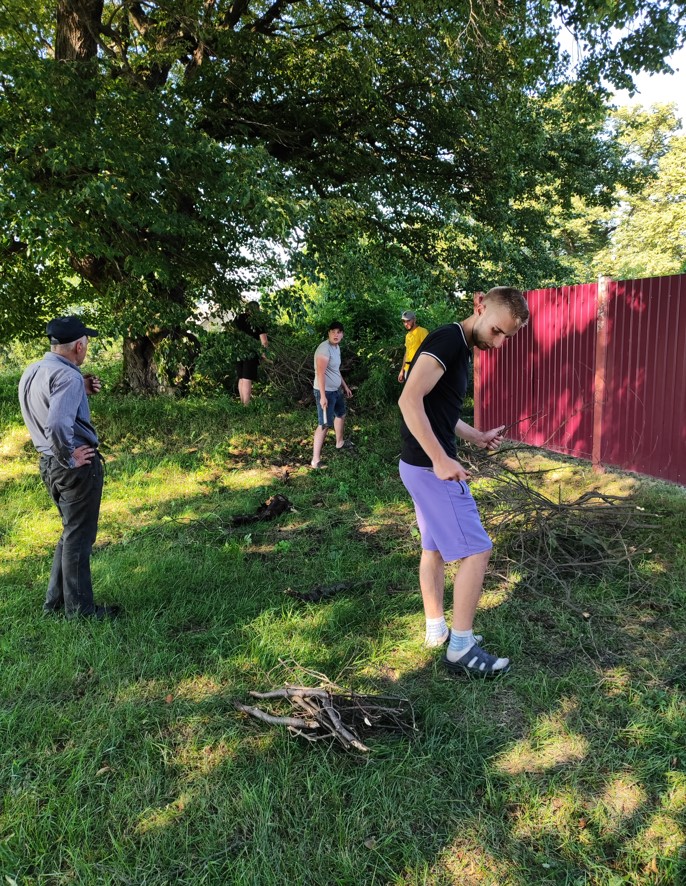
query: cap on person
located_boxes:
[46,316,99,344]
[328,320,344,332]
[401,310,416,322]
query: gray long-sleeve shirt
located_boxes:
[19,352,99,468]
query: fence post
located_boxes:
[592,276,610,472]
[472,292,483,429]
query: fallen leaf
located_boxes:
[364,837,377,850]
[95,766,111,776]
[165,694,174,704]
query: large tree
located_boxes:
[592,105,686,279]
[1,1,685,390]
[547,103,684,282]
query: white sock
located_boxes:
[424,616,449,647]
[446,629,475,662]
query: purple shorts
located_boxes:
[399,460,492,562]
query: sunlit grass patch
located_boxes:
[494,699,589,776]
[134,792,194,836]
[590,774,646,831]
[0,424,33,461]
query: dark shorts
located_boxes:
[314,388,347,428]
[236,357,259,381]
[399,460,492,562]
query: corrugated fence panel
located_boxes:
[474,275,686,485]
[602,275,686,484]
[478,285,598,459]
[477,291,536,438]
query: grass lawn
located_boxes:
[1,360,685,885]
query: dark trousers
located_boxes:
[39,454,104,617]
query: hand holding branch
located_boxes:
[479,426,505,452]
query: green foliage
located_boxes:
[2,0,686,387]
[263,248,470,408]
[594,107,686,279]
[553,104,686,282]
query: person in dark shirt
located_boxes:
[18,316,121,620]
[234,301,269,406]
[398,287,529,677]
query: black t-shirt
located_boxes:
[234,311,263,340]
[400,323,471,467]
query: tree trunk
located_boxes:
[56,0,103,61]
[123,335,162,395]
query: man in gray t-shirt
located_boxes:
[311,320,353,468]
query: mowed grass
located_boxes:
[1,362,685,885]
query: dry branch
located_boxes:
[233,665,416,752]
[460,446,659,602]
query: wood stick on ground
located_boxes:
[232,700,317,730]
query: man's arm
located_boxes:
[398,339,409,382]
[339,372,352,398]
[398,355,470,481]
[456,419,505,451]
[45,373,88,467]
[316,354,330,409]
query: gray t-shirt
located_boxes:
[313,340,342,391]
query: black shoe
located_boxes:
[91,604,122,620]
[67,603,122,621]
[42,604,63,617]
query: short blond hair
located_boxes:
[483,287,529,325]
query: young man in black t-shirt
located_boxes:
[234,301,269,406]
[398,287,529,677]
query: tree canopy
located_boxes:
[1,1,685,388]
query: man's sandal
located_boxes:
[441,644,510,678]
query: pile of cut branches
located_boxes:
[233,662,416,753]
[262,338,313,403]
[462,447,659,599]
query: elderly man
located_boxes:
[398,288,529,676]
[19,316,120,620]
[398,310,428,383]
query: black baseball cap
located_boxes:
[46,316,99,344]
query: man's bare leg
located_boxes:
[420,549,449,646]
[311,425,328,467]
[420,549,445,619]
[451,548,490,630]
[334,415,345,447]
[446,548,508,670]
[238,378,253,406]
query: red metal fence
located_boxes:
[474,275,686,485]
